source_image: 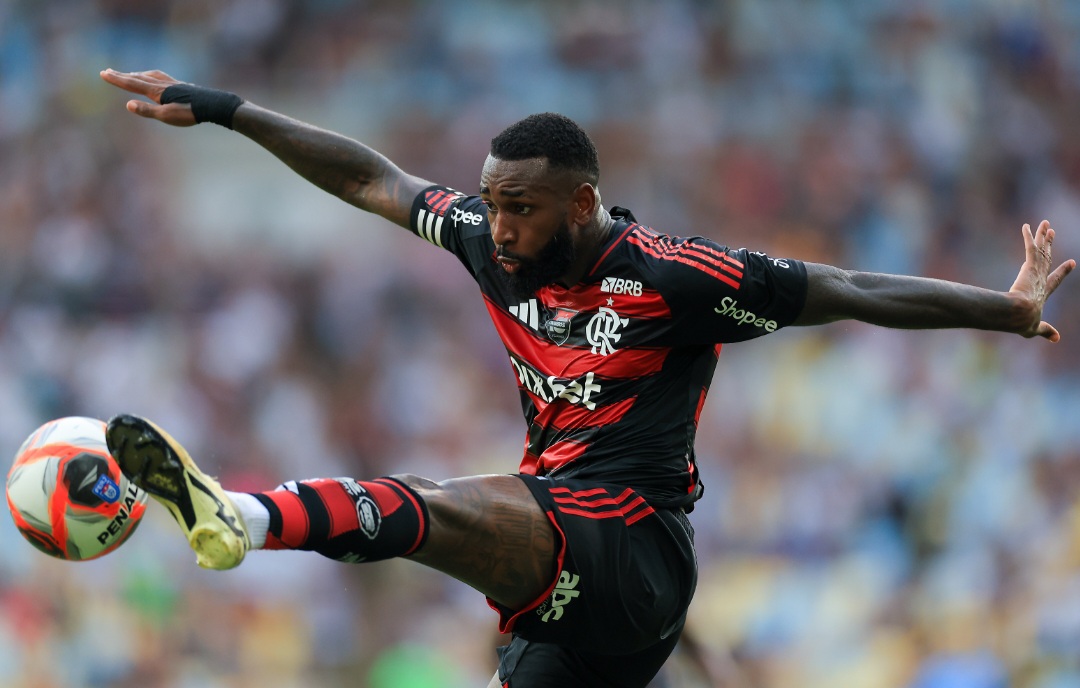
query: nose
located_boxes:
[490,212,515,248]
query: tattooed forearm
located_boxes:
[231,102,421,228]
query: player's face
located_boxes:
[496,216,575,299]
[480,156,579,298]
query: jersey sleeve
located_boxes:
[660,237,808,344]
[409,185,494,277]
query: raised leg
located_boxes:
[107,414,558,611]
[400,474,557,610]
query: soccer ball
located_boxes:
[6,416,149,561]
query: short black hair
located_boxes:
[490,113,600,185]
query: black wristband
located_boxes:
[160,84,244,129]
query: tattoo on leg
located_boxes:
[403,476,557,610]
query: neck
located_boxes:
[556,206,615,288]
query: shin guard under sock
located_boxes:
[251,477,429,562]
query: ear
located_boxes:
[569,183,598,227]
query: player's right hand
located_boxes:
[99,69,197,127]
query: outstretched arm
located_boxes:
[99,69,429,230]
[794,220,1076,341]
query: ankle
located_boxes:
[225,491,269,549]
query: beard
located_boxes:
[497,218,576,300]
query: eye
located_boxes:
[482,200,497,214]
[517,205,532,216]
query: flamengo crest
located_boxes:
[586,307,629,356]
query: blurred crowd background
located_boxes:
[3,0,1080,686]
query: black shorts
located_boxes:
[491,474,697,687]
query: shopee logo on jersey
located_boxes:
[451,207,484,226]
[714,296,778,332]
[508,357,601,410]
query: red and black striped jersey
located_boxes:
[410,186,807,508]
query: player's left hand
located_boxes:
[1009,220,1075,341]
[99,68,197,127]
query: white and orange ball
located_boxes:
[6,416,148,561]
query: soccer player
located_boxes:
[99,68,1074,688]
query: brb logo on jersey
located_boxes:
[600,277,643,296]
[586,307,628,356]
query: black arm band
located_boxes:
[160,84,244,129]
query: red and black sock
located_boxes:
[251,477,428,562]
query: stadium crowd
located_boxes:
[3,1,1080,686]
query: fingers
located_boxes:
[1016,220,1072,342]
[1037,220,1052,255]
[1023,220,1052,252]
[99,68,180,100]
[123,98,197,126]
[100,69,158,98]
[1022,222,1034,251]
[102,68,196,126]
[1020,220,1060,280]
[1046,259,1077,295]
[1037,321,1062,343]
[142,70,177,81]
[125,100,197,127]
[125,99,159,118]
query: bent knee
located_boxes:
[393,474,544,537]
[382,474,452,520]
[385,473,441,493]
[384,474,471,528]
[387,474,481,531]
[390,471,534,502]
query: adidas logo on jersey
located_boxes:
[509,300,540,330]
[600,277,643,296]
